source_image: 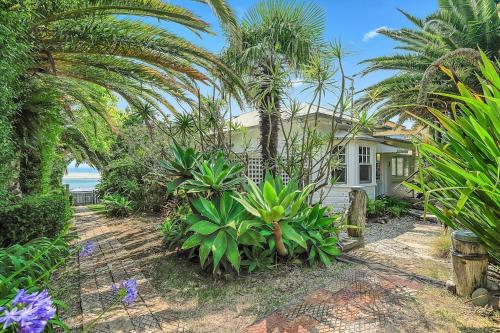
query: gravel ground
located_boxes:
[350,215,453,281]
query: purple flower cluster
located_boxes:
[80,240,95,258]
[0,289,56,333]
[112,279,138,305]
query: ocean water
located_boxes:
[63,163,101,190]
[62,178,100,190]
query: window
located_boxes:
[376,153,381,182]
[331,146,346,184]
[359,146,372,183]
[391,156,414,177]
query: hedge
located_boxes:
[0,192,72,246]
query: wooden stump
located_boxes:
[451,230,488,297]
[347,188,367,238]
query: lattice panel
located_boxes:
[280,170,290,185]
[247,157,264,185]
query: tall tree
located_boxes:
[357,0,499,122]
[225,0,325,174]
[1,0,239,195]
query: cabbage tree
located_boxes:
[234,175,313,257]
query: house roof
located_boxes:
[230,103,415,146]
[231,103,354,128]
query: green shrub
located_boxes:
[367,196,410,218]
[407,52,500,262]
[102,194,133,217]
[182,192,263,273]
[161,203,191,250]
[0,192,72,246]
[234,174,314,257]
[292,205,341,266]
[0,233,73,332]
[162,153,342,273]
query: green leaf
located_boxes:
[263,181,278,206]
[182,233,204,250]
[225,238,240,271]
[199,238,214,267]
[280,222,306,249]
[211,231,228,271]
[189,221,220,235]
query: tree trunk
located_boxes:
[258,63,280,177]
[347,188,367,237]
[451,230,488,297]
[272,221,288,257]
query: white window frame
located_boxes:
[359,146,372,184]
[391,156,413,177]
[331,145,347,184]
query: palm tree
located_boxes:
[357,0,499,122]
[17,0,239,119]
[4,0,239,194]
[225,0,325,174]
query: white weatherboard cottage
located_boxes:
[229,104,416,210]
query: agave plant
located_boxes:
[292,205,341,266]
[181,192,263,273]
[234,174,313,257]
[161,144,200,193]
[183,152,244,198]
[406,52,500,261]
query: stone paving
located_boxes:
[75,207,185,333]
[243,267,424,333]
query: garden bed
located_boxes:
[104,212,499,332]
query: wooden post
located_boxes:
[451,230,488,297]
[347,187,367,238]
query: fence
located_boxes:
[70,190,100,206]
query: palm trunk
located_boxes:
[257,60,280,178]
[272,221,288,257]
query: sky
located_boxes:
[116,1,438,114]
[73,1,439,174]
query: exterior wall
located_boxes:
[229,118,397,210]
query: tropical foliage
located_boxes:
[225,0,326,172]
[0,234,73,332]
[407,53,500,261]
[182,192,261,272]
[234,175,313,257]
[358,0,499,121]
[366,196,410,218]
[102,194,134,218]
[161,149,342,273]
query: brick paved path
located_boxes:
[75,207,185,333]
[243,266,427,333]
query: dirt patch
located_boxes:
[413,286,500,332]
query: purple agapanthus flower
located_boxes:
[0,289,56,333]
[112,279,138,305]
[80,240,95,258]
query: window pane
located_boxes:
[360,165,372,183]
[332,167,346,183]
[403,158,409,177]
[397,157,403,176]
[376,154,381,181]
[391,158,396,176]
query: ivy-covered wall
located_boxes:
[0,5,31,200]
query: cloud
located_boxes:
[362,26,388,42]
